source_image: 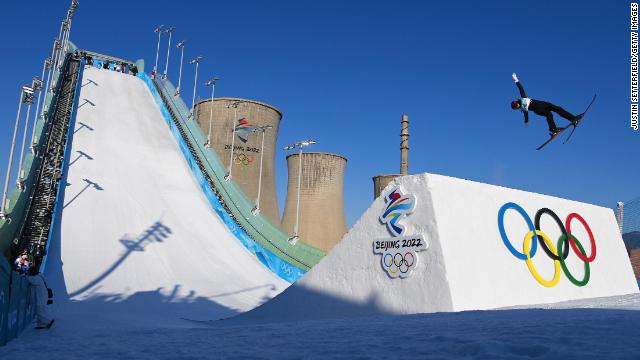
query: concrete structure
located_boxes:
[281,152,347,252]
[400,114,409,175]
[372,114,410,199]
[239,173,639,322]
[373,174,401,199]
[195,97,281,225]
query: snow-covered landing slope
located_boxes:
[44,66,287,330]
[236,173,638,323]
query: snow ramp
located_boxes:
[236,173,639,322]
[44,65,289,329]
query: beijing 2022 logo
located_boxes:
[498,202,597,288]
[373,187,427,279]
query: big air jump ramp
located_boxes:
[237,173,639,323]
[45,66,288,329]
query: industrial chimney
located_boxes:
[281,152,347,252]
[400,113,409,176]
[372,114,410,199]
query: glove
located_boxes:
[512,73,519,82]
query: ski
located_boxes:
[562,124,579,145]
[536,127,567,150]
[536,94,597,150]
[562,94,597,145]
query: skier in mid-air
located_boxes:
[510,73,583,137]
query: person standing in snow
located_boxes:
[26,267,55,329]
[510,73,583,136]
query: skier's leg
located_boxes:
[544,112,558,133]
[530,101,560,133]
[549,103,579,123]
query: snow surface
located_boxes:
[40,66,288,330]
[1,293,639,359]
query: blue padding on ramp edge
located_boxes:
[140,72,304,283]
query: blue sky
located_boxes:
[0,0,637,226]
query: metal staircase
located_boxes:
[10,54,81,263]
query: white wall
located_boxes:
[427,173,638,311]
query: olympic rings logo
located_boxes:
[498,202,597,287]
[382,252,416,275]
[373,235,427,279]
[234,153,254,166]
[280,262,293,276]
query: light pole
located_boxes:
[54,21,68,71]
[62,17,71,54]
[30,58,51,153]
[60,3,76,66]
[188,55,203,118]
[47,39,58,93]
[153,24,164,76]
[64,1,79,53]
[283,139,317,244]
[162,26,176,79]
[63,5,77,55]
[224,101,246,181]
[0,86,33,219]
[175,39,187,96]
[52,22,64,71]
[204,77,220,148]
[617,202,624,234]
[17,79,39,189]
[251,125,273,215]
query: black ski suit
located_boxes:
[514,81,579,133]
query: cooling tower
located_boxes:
[281,152,347,252]
[372,174,401,199]
[195,97,281,225]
